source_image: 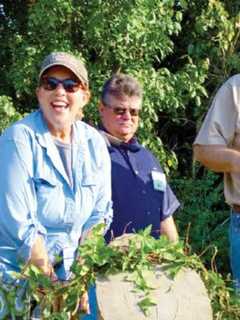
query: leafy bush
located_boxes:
[0,1,240,318]
[0,96,22,134]
[174,170,230,275]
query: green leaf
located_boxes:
[138,296,156,316]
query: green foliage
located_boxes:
[188,0,240,75]
[0,96,22,134]
[0,1,240,318]
[1,0,240,169]
[182,0,240,124]
[0,225,239,319]
[174,170,230,274]
[0,0,210,170]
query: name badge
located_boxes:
[151,170,166,191]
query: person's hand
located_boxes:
[79,291,90,314]
[37,260,57,281]
[69,290,90,319]
[29,235,58,281]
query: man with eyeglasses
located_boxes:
[0,52,112,318]
[98,73,179,243]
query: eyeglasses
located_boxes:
[40,76,83,93]
[104,103,140,116]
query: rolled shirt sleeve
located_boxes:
[194,76,240,146]
[193,75,240,206]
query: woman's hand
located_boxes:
[29,235,56,280]
[79,291,90,314]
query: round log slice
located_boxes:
[95,234,212,320]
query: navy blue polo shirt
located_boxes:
[104,135,180,242]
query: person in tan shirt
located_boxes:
[194,74,240,292]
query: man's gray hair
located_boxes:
[101,73,143,103]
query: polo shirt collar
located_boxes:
[98,125,141,152]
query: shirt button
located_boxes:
[147,211,151,215]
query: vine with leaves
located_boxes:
[0,224,239,319]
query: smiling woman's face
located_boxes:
[36,65,89,138]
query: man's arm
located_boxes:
[193,144,240,173]
[160,216,178,243]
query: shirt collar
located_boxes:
[98,125,141,152]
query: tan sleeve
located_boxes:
[194,78,240,146]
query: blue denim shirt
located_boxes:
[0,110,112,281]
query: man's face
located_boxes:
[99,94,142,142]
[36,66,89,136]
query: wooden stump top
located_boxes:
[95,234,212,320]
[96,266,212,320]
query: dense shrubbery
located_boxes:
[174,171,230,274]
[0,0,240,317]
[0,96,22,134]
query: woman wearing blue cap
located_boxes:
[0,52,112,318]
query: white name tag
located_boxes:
[151,170,166,191]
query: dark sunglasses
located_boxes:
[104,103,140,116]
[40,76,83,93]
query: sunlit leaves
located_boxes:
[0,96,22,134]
